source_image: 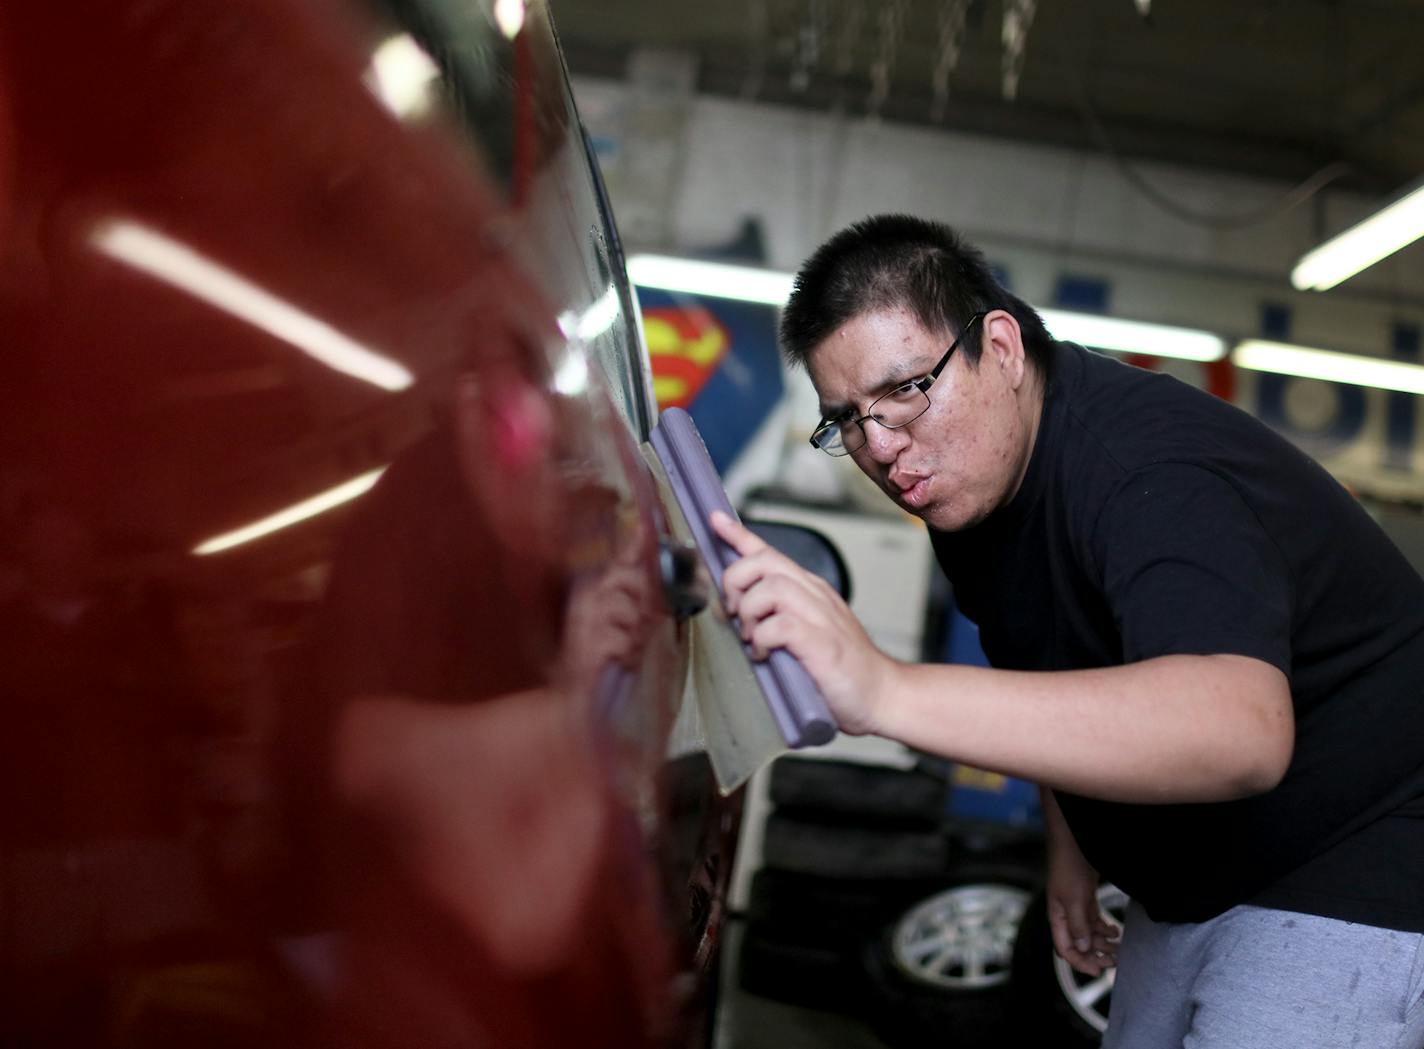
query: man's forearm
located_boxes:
[874,653,1293,804]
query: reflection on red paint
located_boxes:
[0,0,737,1045]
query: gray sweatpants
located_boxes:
[1101,901,1424,1049]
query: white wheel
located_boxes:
[888,882,1032,991]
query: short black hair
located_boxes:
[780,215,1053,379]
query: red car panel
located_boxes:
[0,1,736,1045]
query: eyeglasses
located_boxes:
[809,312,986,457]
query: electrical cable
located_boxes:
[1070,74,1355,230]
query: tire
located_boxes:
[746,868,900,933]
[1010,882,1130,1047]
[736,919,865,1012]
[860,864,1038,1049]
[740,869,985,1017]
[760,812,953,881]
[744,868,952,948]
[768,757,947,828]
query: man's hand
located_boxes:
[1042,790,1121,976]
[710,510,895,735]
[1046,860,1121,977]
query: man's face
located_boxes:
[807,307,1040,531]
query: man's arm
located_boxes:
[711,512,1293,806]
[881,651,1292,804]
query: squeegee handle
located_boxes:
[650,408,836,748]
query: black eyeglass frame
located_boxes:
[808,311,987,456]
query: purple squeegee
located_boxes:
[650,407,836,749]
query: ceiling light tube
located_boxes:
[627,254,794,306]
[627,253,1225,361]
[1233,340,1424,395]
[1039,309,1227,362]
[193,467,386,555]
[1291,179,1424,291]
[92,219,415,392]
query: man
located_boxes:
[710,214,1424,1048]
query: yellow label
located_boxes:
[952,766,1008,792]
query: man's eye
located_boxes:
[885,382,922,401]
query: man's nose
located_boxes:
[861,419,909,462]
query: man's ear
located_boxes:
[982,310,1028,388]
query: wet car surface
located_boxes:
[0,1,739,1045]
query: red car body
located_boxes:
[0,1,739,1045]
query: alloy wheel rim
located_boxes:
[890,883,1031,990]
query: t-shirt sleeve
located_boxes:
[1092,462,1293,675]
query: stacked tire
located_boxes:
[737,757,1043,1047]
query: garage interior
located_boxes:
[2,1,1422,1046]
[553,1,1424,1046]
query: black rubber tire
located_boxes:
[744,868,949,945]
[760,811,953,881]
[862,943,1014,1049]
[859,862,1040,1049]
[767,757,947,828]
[736,919,867,1012]
[740,869,958,1018]
[1009,885,1127,1048]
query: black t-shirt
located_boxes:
[931,340,1424,928]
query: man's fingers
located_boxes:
[1069,954,1110,977]
[1065,900,1093,955]
[1050,896,1110,960]
[709,511,766,557]
[719,545,804,618]
[1047,899,1075,959]
[734,571,825,635]
[1048,893,1122,977]
[742,610,802,664]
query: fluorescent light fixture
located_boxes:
[365,34,441,120]
[92,219,414,392]
[1291,180,1424,291]
[1233,340,1424,395]
[627,254,794,306]
[627,254,1223,362]
[493,0,526,39]
[194,468,386,555]
[1038,309,1226,362]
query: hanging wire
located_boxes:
[867,0,905,118]
[834,0,863,79]
[930,0,971,122]
[790,0,828,93]
[1002,0,1038,101]
[742,0,769,99]
[1071,76,1355,230]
